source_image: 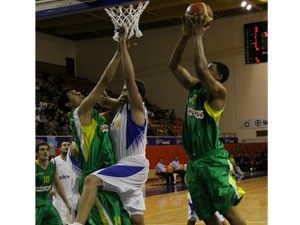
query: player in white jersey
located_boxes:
[51,141,80,224]
[71,29,149,225]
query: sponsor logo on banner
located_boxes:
[36,136,184,146]
[240,118,268,129]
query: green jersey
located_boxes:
[183,83,225,159]
[68,108,116,179]
[68,108,131,225]
[35,160,56,207]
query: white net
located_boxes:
[105,1,149,42]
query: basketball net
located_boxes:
[105,1,149,42]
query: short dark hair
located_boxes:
[36,142,50,153]
[211,61,230,83]
[135,79,146,100]
[57,87,73,112]
[58,140,71,147]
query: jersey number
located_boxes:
[43,176,50,184]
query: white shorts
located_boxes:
[53,194,79,224]
[92,155,149,216]
[187,193,225,222]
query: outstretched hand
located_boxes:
[117,91,128,106]
[118,26,137,49]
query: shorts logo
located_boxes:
[36,185,52,192]
[187,107,204,119]
[100,124,109,132]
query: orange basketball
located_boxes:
[185,2,213,27]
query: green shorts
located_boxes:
[186,150,245,220]
[87,191,131,225]
[36,203,63,225]
[78,174,131,225]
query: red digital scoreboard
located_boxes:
[244,21,268,64]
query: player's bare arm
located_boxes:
[69,141,79,160]
[193,26,227,111]
[119,29,145,126]
[169,16,199,90]
[78,50,121,126]
[99,90,127,123]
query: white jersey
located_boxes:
[52,155,74,198]
[110,103,148,161]
[93,103,149,215]
[52,155,80,224]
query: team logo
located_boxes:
[187,107,204,119]
[59,175,70,180]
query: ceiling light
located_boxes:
[241,1,247,7]
[246,4,252,10]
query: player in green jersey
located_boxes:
[36,142,72,225]
[58,42,131,225]
[169,16,246,225]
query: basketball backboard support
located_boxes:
[36,0,145,20]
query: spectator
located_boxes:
[156,158,174,186]
[170,156,186,186]
[168,108,176,124]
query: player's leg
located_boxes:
[75,174,104,224]
[88,191,131,225]
[206,152,246,225]
[131,214,144,225]
[120,188,146,225]
[53,196,71,224]
[187,192,197,225]
[223,207,246,225]
[215,211,229,225]
[204,214,223,225]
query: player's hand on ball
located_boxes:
[185,14,209,36]
[181,15,193,37]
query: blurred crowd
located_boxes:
[36,72,183,136]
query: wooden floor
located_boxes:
[144,176,267,225]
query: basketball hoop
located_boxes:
[104,1,149,42]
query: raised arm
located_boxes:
[78,49,121,126]
[119,30,145,126]
[98,90,126,111]
[193,27,227,111]
[98,90,127,123]
[169,17,199,90]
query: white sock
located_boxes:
[215,211,225,222]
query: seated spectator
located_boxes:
[239,152,251,172]
[170,156,186,185]
[229,154,244,176]
[156,158,174,186]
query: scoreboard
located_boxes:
[244,21,268,64]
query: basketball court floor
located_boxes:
[144,175,267,225]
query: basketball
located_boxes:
[185,2,213,27]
